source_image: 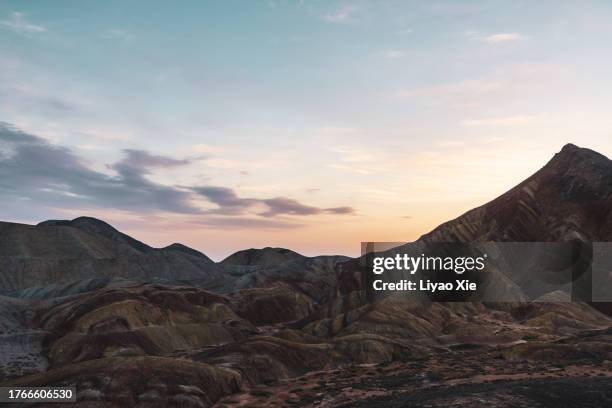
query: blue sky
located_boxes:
[1,1,612,259]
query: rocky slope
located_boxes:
[421,144,612,243]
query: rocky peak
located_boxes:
[421,143,612,243]
[544,143,611,177]
[161,243,212,261]
[38,216,153,254]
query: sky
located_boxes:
[1,0,612,260]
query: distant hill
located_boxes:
[38,216,155,254]
[0,217,219,293]
[160,242,212,260]
[220,247,304,267]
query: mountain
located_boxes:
[0,217,220,294]
[38,216,155,254]
[160,243,212,261]
[323,144,612,329]
[421,144,612,243]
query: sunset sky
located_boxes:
[2,1,612,259]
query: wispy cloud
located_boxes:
[195,216,303,229]
[192,186,355,217]
[0,12,46,35]
[484,32,526,43]
[321,5,355,23]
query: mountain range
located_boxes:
[0,143,610,407]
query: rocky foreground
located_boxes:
[224,329,612,407]
[1,279,610,407]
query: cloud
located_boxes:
[191,186,256,215]
[193,186,356,217]
[381,50,406,59]
[0,123,355,225]
[261,197,321,216]
[325,206,355,215]
[195,217,303,230]
[0,12,46,34]
[484,33,525,43]
[114,149,195,171]
[261,197,355,217]
[0,123,202,214]
[321,5,355,23]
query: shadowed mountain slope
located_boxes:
[38,216,155,254]
[0,218,219,293]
